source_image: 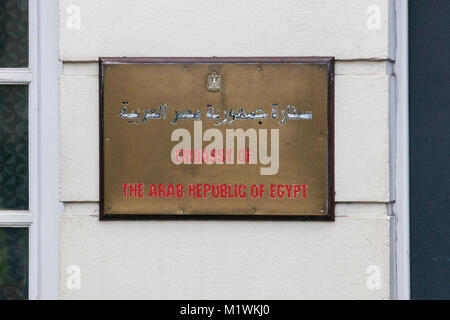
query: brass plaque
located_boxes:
[100,57,335,220]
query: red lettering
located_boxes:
[158,184,165,198]
[301,184,308,199]
[251,185,260,198]
[285,185,293,199]
[166,184,175,198]
[270,184,276,199]
[122,184,128,198]
[277,185,285,198]
[176,184,184,198]
[239,185,247,198]
[294,185,301,199]
[149,184,158,198]
[204,184,211,198]
[188,184,195,198]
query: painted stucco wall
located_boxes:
[59,0,394,299]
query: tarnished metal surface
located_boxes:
[100,57,334,220]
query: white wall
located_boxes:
[59,0,394,299]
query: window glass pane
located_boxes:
[0,85,28,210]
[0,228,28,300]
[0,0,29,68]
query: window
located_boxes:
[0,0,29,68]
[0,0,38,299]
[0,227,28,299]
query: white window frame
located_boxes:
[394,0,410,300]
[0,0,61,300]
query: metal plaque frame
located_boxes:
[99,57,335,221]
